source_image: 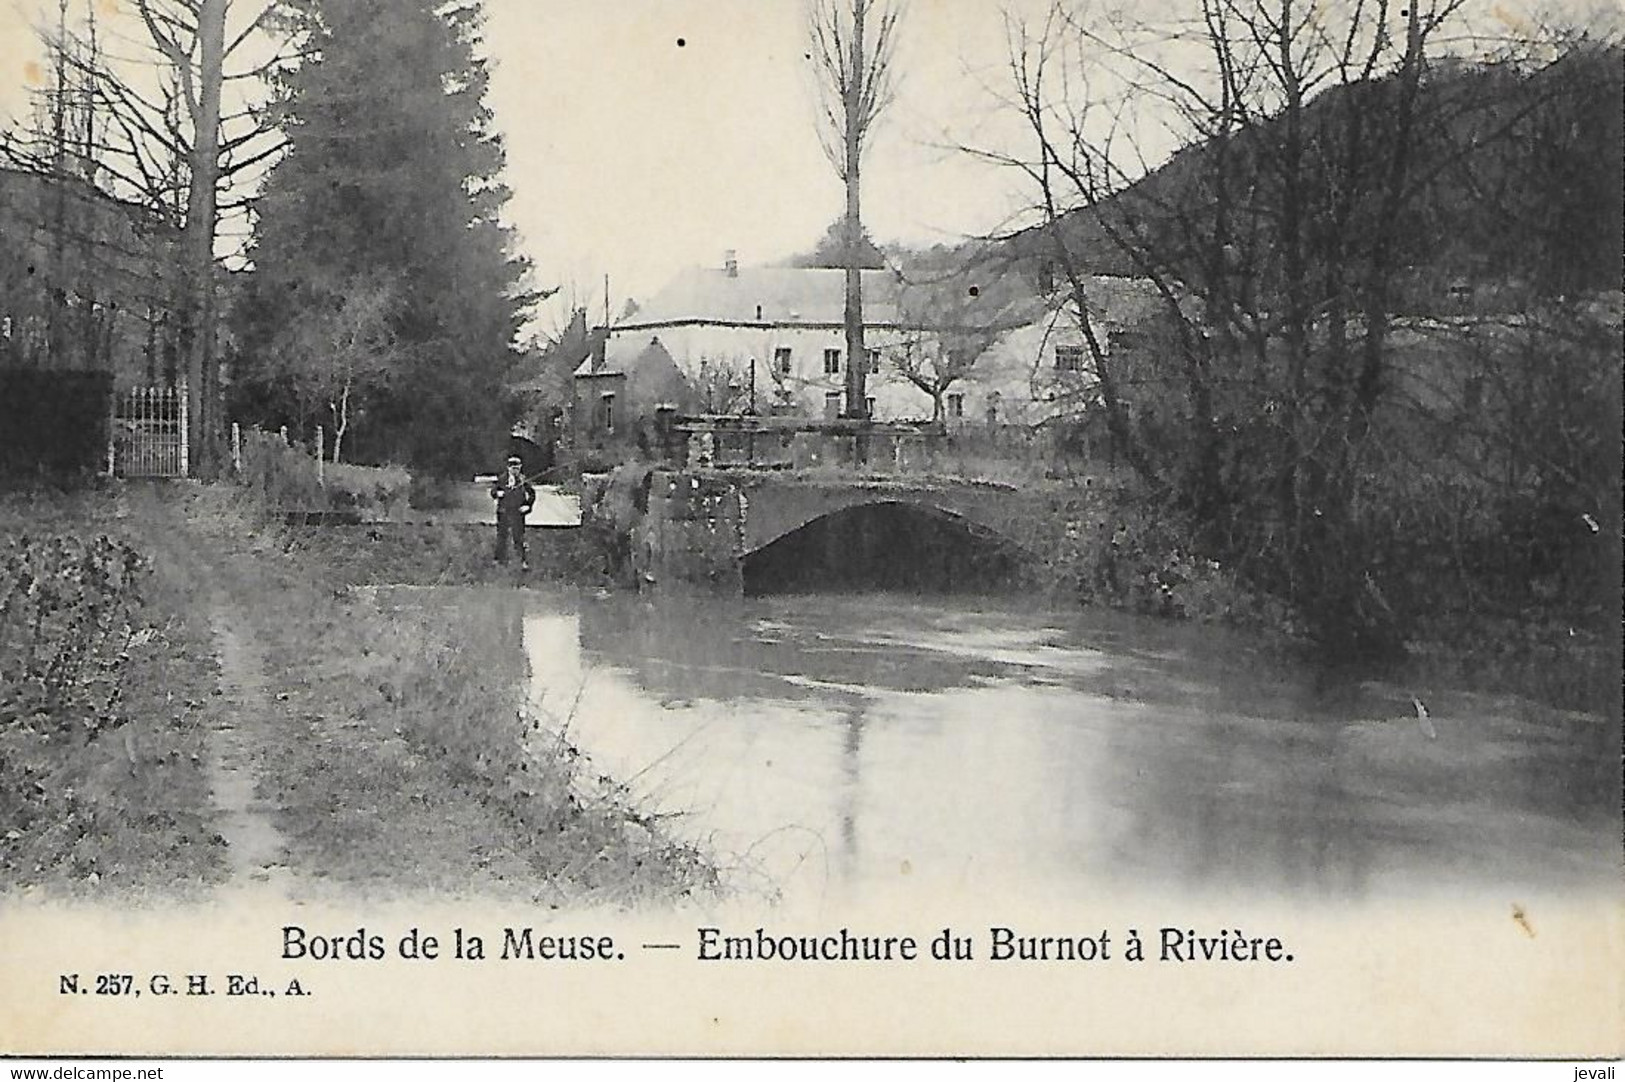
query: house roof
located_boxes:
[617,265,904,328]
[1077,275,1166,324]
[510,312,609,393]
[574,334,676,379]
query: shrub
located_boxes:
[324,462,411,519]
[407,473,461,510]
[0,532,148,739]
[1013,481,1287,630]
[0,529,151,847]
[239,429,322,510]
[238,429,411,519]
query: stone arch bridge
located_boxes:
[625,469,1090,591]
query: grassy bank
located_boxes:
[280,519,608,589]
[0,484,228,900]
[175,482,719,904]
[2,478,719,905]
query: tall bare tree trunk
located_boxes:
[183,0,226,473]
[842,0,867,421]
[46,0,70,370]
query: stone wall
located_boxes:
[632,471,744,592]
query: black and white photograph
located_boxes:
[0,0,1620,1063]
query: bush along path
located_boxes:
[0,491,228,900]
[135,483,718,907]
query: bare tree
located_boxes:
[807,0,903,420]
[276,278,398,464]
[988,0,1567,651]
[889,273,1029,422]
[694,355,754,416]
[3,0,295,471]
[1,1,159,372]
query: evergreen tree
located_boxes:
[233,0,532,475]
[787,217,887,270]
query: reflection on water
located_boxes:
[513,590,1619,907]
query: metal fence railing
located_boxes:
[110,383,188,478]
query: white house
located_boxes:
[604,255,916,419]
[948,274,1169,427]
[604,253,1168,426]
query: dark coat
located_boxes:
[491,475,535,519]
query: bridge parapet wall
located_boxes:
[674,415,945,474]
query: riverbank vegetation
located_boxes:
[973,19,1622,710]
[0,487,227,899]
[0,481,718,904]
[1001,469,1617,714]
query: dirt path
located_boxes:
[203,608,293,896]
[122,486,294,897]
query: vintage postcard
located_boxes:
[0,0,1620,1061]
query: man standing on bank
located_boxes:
[492,454,535,571]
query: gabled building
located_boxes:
[572,334,694,451]
[953,274,1169,428]
[603,254,909,420]
[597,251,1174,433]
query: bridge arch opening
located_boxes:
[742,500,1028,596]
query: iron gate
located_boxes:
[110,383,188,478]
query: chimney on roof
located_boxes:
[724,249,738,278]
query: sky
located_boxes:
[3,0,1620,338]
[478,0,1045,331]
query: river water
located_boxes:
[506,587,1619,910]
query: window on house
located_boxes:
[824,391,842,419]
[867,348,882,373]
[599,393,615,433]
[986,392,1001,425]
[774,346,792,374]
[824,348,841,375]
[946,392,964,419]
[865,397,876,417]
[1055,345,1086,372]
